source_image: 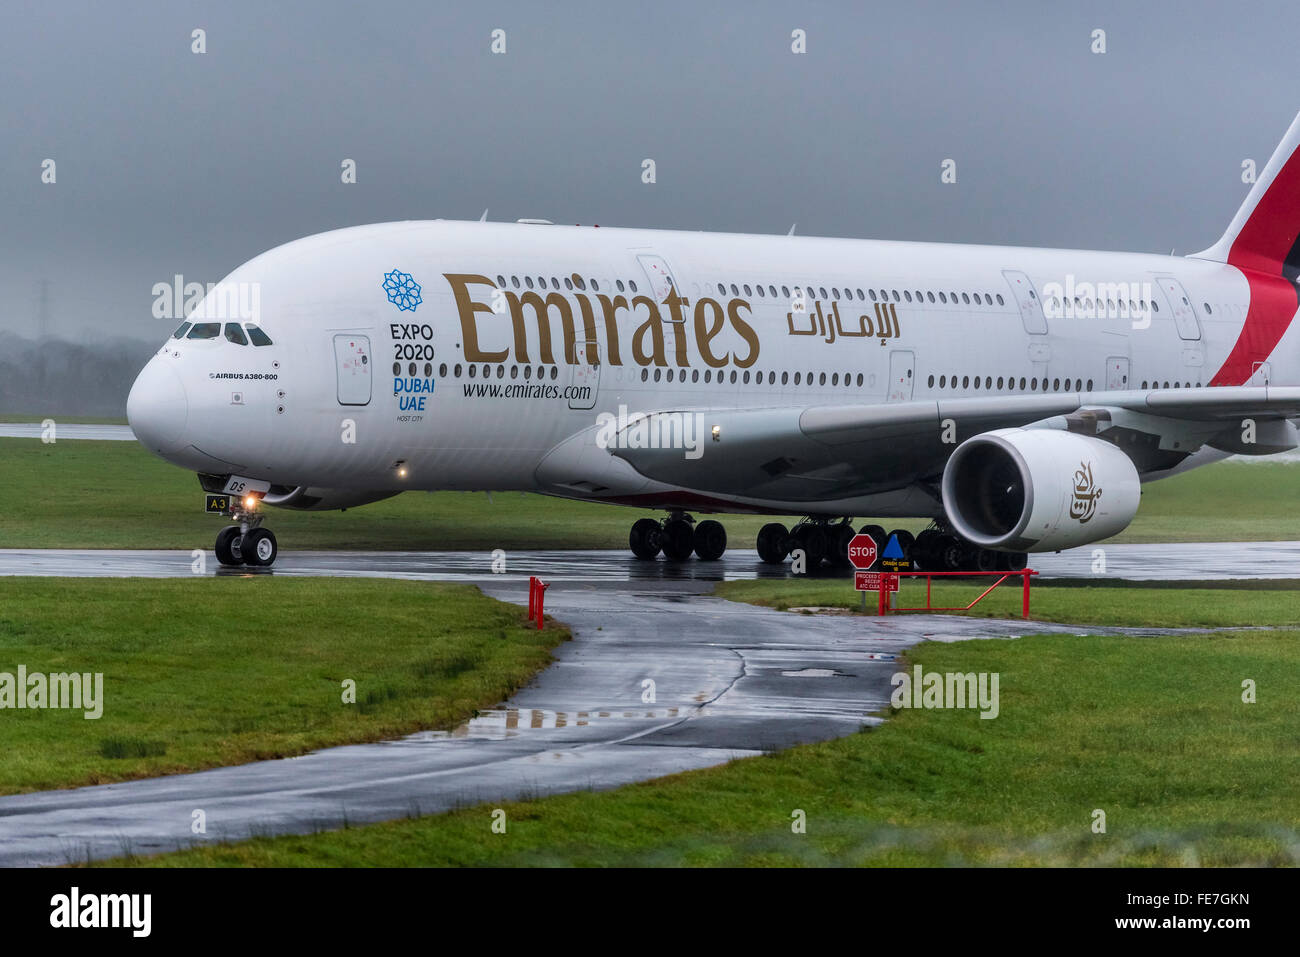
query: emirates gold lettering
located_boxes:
[447,272,767,369]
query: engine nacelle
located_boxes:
[941,428,1140,552]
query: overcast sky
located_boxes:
[3,0,1297,342]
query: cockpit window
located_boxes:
[172,321,192,339]
[245,324,274,346]
[187,322,221,340]
[224,323,248,345]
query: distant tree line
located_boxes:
[0,336,156,417]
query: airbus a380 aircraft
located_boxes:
[128,113,1300,570]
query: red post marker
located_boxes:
[533,579,550,630]
[528,576,537,618]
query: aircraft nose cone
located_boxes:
[127,360,189,453]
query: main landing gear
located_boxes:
[214,500,279,568]
[753,518,1028,574]
[626,512,1029,573]
[629,512,728,561]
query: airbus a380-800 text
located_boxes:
[127,113,1300,570]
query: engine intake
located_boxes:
[941,428,1140,552]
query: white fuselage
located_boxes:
[126,219,1293,517]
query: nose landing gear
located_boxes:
[213,498,278,568]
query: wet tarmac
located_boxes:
[2,540,1300,582]
[0,577,1213,867]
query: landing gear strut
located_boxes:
[214,498,278,568]
[627,512,728,562]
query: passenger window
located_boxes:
[172,321,192,339]
[245,325,274,346]
[224,323,248,345]
[187,323,221,339]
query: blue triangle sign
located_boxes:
[882,534,905,560]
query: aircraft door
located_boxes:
[636,254,679,301]
[1154,277,1202,341]
[1003,269,1048,334]
[333,334,372,405]
[637,253,686,365]
[887,350,915,402]
[569,340,600,409]
[1104,356,1129,391]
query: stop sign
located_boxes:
[847,533,878,569]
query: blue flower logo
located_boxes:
[382,269,422,311]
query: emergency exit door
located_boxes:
[334,334,372,405]
[887,350,915,402]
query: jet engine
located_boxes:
[941,428,1140,552]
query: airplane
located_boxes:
[128,112,1300,571]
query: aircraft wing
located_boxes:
[605,386,1300,503]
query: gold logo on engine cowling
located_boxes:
[1069,461,1103,523]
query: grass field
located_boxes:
[113,624,1300,867]
[0,436,1297,549]
[0,577,566,794]
[714,578,1300,628]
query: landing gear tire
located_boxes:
[693,520,727,561]
[998,550,1029,572]
[933,533,967,572]
[214,526,244,567]
[829,523,857,567]
[756,522,790,564]
[660,519,695,562]
[858,524,887,569]
[629,518,662,560]
[913,529,939,571]
[793,523,828,566]
[972,547,1000,573]
[241,527,278,567]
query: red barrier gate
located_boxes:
[528,576,550,630]
[869,568,1037,618]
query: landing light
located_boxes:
[243,495,256,510]
[711,425,721,442]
